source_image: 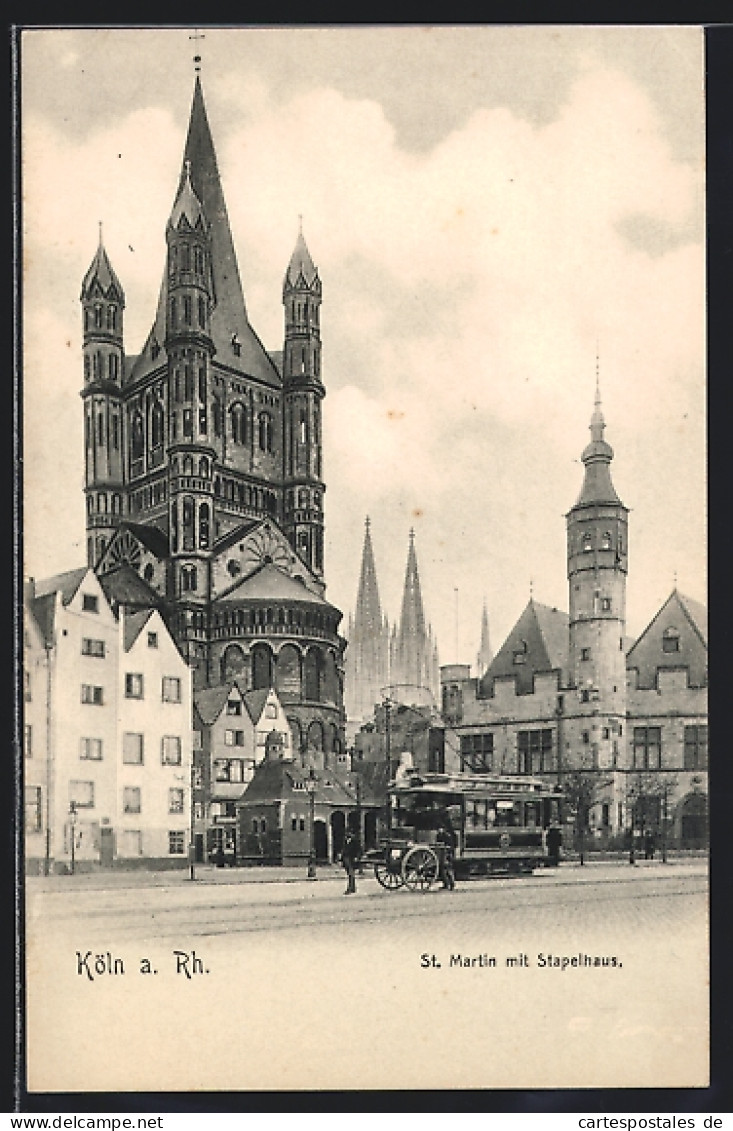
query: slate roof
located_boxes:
[128,77,281,390]
[98,565,161,610]
[479,599,569,696]
[122,608,155,652]
[34,567,88,605]
[215,562,330,606]
[238,760,359,808]
[123,523,170,560]
[242,688,270,724]
[195,684,233,726]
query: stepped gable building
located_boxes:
[389,529,440,707]
[344,517,390,725]
[442,384,707,847]
[81,74,346,766]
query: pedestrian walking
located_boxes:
[644,829,656,860]
[546,824,562,867]
[341,827,361,895]
[436,815,456,890]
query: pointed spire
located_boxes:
[81,226,124,302]
[131,73,281,387]
[399,529,426,640]
[353,516,383,635]
[476,599,493,675]
[285,223,319,289]
[168,157,206,231]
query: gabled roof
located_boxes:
[215,562,330,606]
[238,760,358,808]
[212,519,261,556]
[98,565,161,611]
[626,590,707,690]
[479,599,568,696]
[28,593,57,648]
[123,523,170,560]
[128,77,281,390]
[123,608,155,652]
[195,684,234,727]
[242,687,270,724]
[34,567,88,605]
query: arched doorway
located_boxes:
[314,819,328,864]
[680,793,707,849]
[330,811,346,862]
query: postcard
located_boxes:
[20,25,707,1095]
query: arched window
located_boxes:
[213,399,223,438]
[252,644,274,690]
[170,297,177,327]
[184,366,194,400]
[182,495,195,551]
[304,648,323,702]
[183,295,192,325]
[181,244,191,271]
[86,495,93,515]
[231,403,247,444]
[259,413,273,453]
[107,306,117,332]
[194,247,204,274]
[299,412,307,444]
[109,354,118,381]
[97,493,107,514]
[97,413,105,446]
[180,564,197,592]
[84,355,90,381]
[198,457,208,478]
[198,368,206,402]
[94,304,102,328]
[131,410,144,460]
[197,296,206,328]
[151,401,164,448]
[199,502,210,549]
[170,504,178,553]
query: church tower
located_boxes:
[390,530,440,705]
[164,159,217,669]
[81,231,126,567]
[566,381,628,761]
[345,517,390,723]
[282,225,325,578]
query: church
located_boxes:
[80,74,346,768]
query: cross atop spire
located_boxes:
[189,28,205,73]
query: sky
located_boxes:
[21,26,706,668]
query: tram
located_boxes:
[365,770,562,891]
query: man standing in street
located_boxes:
[342,827,361,895]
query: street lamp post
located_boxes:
[628,788,636,865]
[188,757,197,882]
[384,698,392,834]
[68,801,77,876]
[305,766,317,880]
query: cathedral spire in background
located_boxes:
[476,598,493,677]
[390,529,439,705]
[344,518,390,726]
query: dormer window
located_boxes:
[601,532,612,550]
[231,334,241,357]
[582,533,592,552]
[513,641,528,665]
[662,627,680,653]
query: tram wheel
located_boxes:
[402,845,440,892]
[374,862,404,890]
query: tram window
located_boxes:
[495,801,518,827]
[525,801,541,827]
[466,799,492,830]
